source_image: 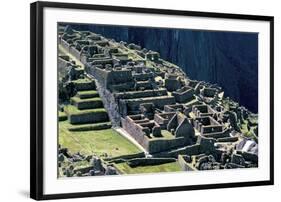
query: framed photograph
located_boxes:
[30,1,274,200]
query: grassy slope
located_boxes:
[64,105,106,114]
[59,121,141,158]
[115,162,182,174]
[71,96,102,103]
[71,78,92,84]
[76,90,98,96]
[58,111,66,117]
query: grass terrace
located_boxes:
[114,161,182,174]
[71,96,102,103]
[59,121,141,157]
[241,120,249,134]
[76,90,99,99]
[71,96,103,110]
[72,78,92,84]
[71,78,96,91]
[64,104,108,124]
[160,130,175,139]
[68,122,112,131]
[64,105,106,115]
[58,111,67,121]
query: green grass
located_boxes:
[64,105,106,115]
[160,130,174,139]
[240,120,258,142]
[72,78,92,84]
[71,96,102,103]
[248,116,258,125]
[58,111,67,121]
[68,122,112,131]
[77,90,98,95]
[115,162,182,174]
[59,111,66,117]
[76,90,99,98]
[241,120,249,134]
[59,121,141,158]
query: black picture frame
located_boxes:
[30,1,274,200]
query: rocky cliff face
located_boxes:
[68,24,258,113]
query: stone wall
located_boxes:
[88,66,134,89]
[172,87,194,103]
[154,112,176,129]
[203,87,218,97]
[71,98,103,110]
[58,58,71,78]
[90,75,122,127]
[71,80,96,91]
[192,104,216,117]
[105,152,145,162]
[201,125,223,134]
[58,57,70,69]
[121,117,149,149]
[184,144,201,155]
[152,143,200,158]
[123,95,176,113]
[108,69,133,85]
[68,122,112,131]
[165,78,182,92]
[122,115,189,154]
[60,39,71,51]
[240,151,258,163]
[147,136,186,154]
[133,72,154,81]
[167,113,195,144]
[193,116,223,135]
[114,89,167,100]
[68,111,109,124]
[197,135,216,155]
[135,81,153,90]
[127,157,176,167]
[178,155,197,171]
[80,54,88,64]
[217,136,238,142]
[109,82,135,92]
[202,128,230,139]
[87,66,110,87]
[92,58,114,66]
[69,46,81,61]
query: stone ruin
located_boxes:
[58,25,259,174]
[58,146,118,177]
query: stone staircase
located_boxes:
[63,77,112,130]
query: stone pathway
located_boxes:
[114,127,149,156]
[59,44,85,68]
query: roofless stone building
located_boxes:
[58,25,259,176]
